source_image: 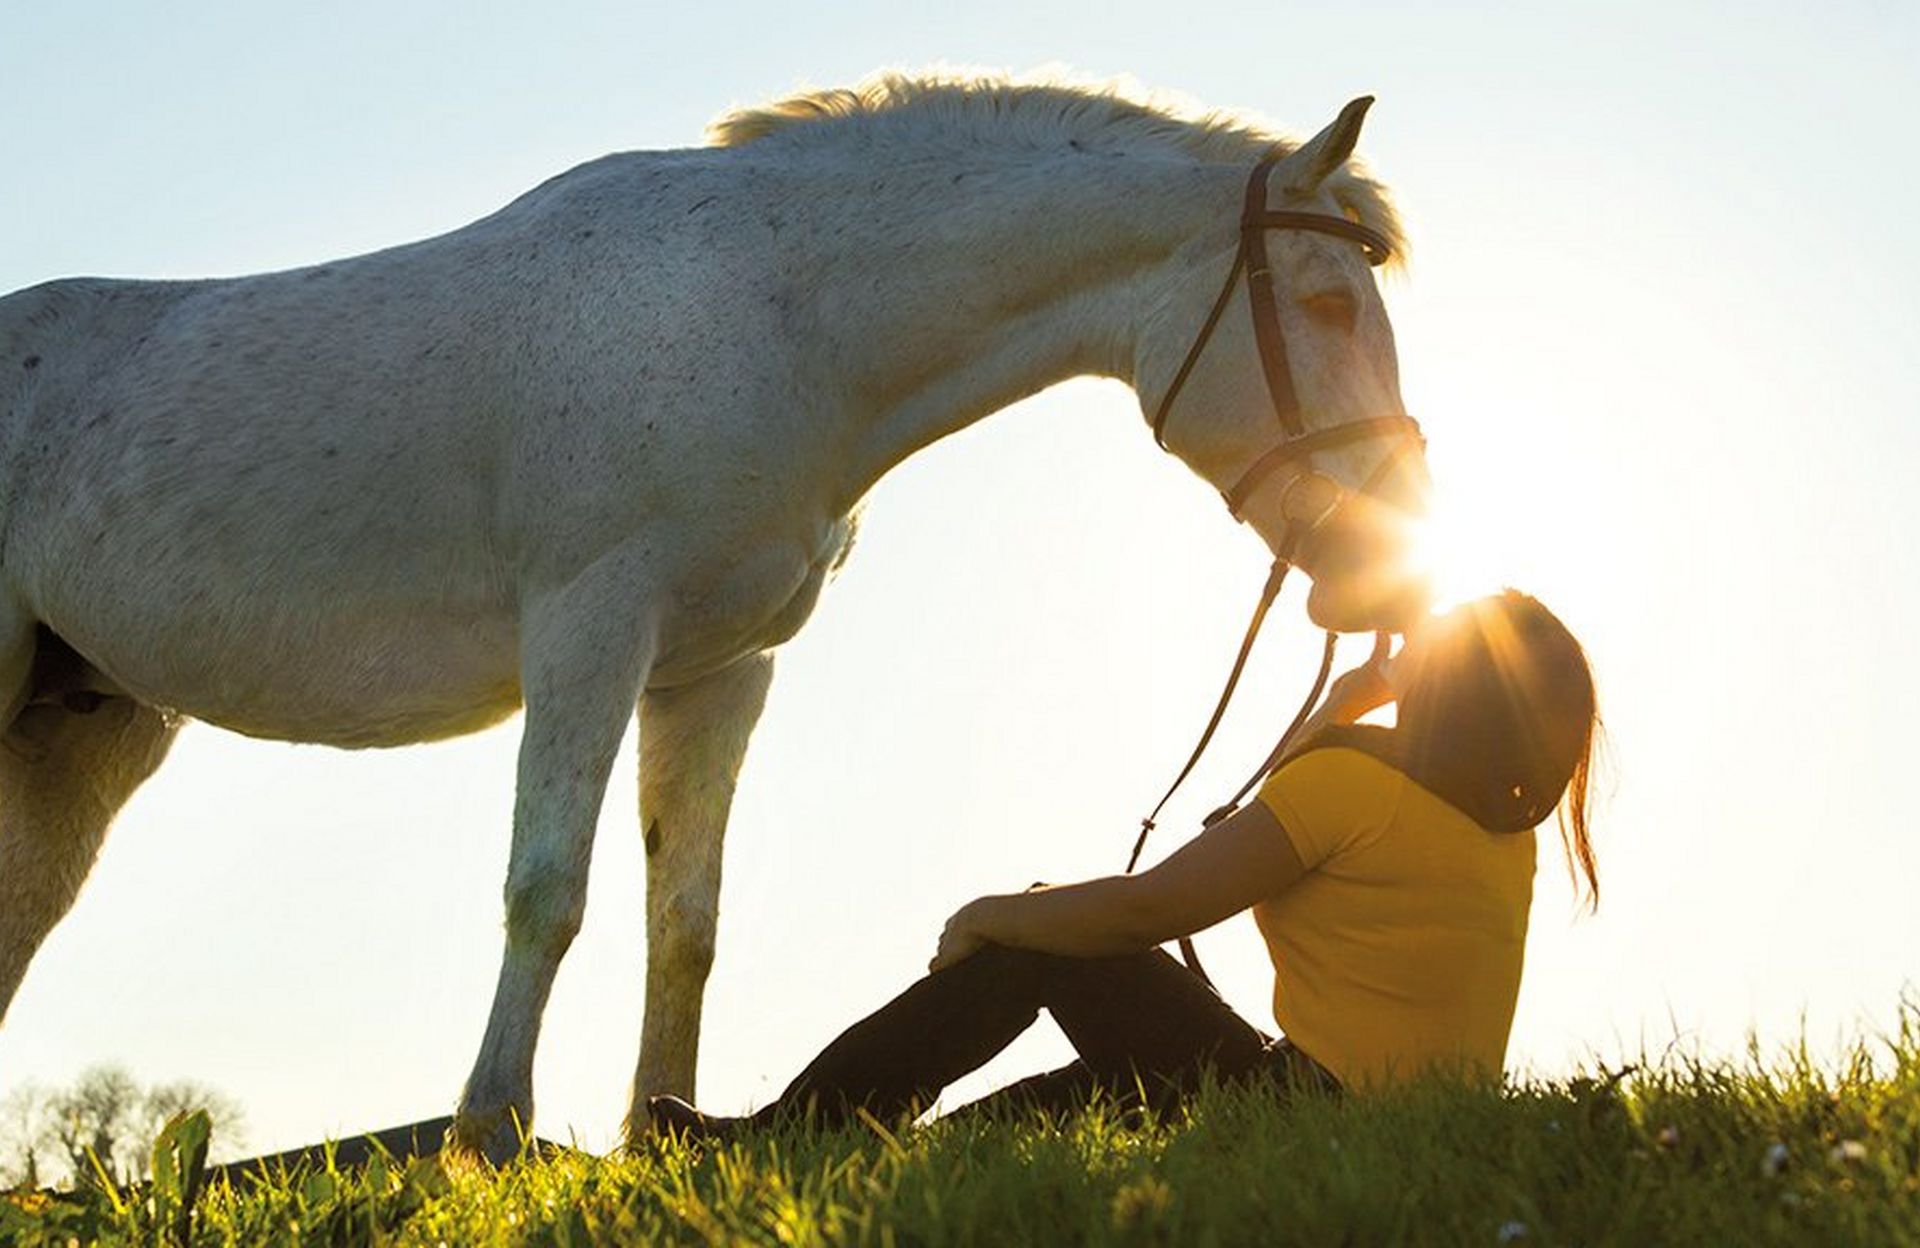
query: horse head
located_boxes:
[1140,98,1431,633]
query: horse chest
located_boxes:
[651,513,855,684]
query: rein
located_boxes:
[1124,148,1425,987]
[1124,563,1338,989]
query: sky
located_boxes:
[1,1,1916,1159]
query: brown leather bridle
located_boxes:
[1127,151,1430,985]
[1149,147,1425,527]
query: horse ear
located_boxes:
[1274,96,1374,198]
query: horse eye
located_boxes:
[1301,290,1359,335]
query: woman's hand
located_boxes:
[1321,632,1397,724]
[929,897,996,972]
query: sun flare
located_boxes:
[1405,499,1507,616]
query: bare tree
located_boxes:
[0,1085,49,1190]
[46,1065,143,1186]
[140,1078,244,1166]
[0,1065,243,1189]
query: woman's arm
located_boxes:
[928,639,1400,971]
[930,800,1309,970]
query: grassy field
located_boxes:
[6,1011,1916,1246]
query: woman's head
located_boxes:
[1391,590,1601,908]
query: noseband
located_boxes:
[1149,148,1424,525]
[1126,153,1429,986]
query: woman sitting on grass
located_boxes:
[650,589,1600,1137]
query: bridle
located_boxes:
[1125,149,1428,983]
[1148,146,1424,525]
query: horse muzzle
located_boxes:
[1294,503,1432,633]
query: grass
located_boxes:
[5,1010,1916,1246]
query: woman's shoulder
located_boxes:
[1283,726,1519,837]
[1259,729,1411,825]
[1284,725,1409,781]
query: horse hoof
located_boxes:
[444,1109,527,1167]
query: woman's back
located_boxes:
[1253,746,1536,1090]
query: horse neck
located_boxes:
[786,148,1242,508]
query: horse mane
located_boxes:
[708,68,1407,267]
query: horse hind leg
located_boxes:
[1,626,132,761]
[0,668,181,1027]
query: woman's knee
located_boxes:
[968,943,1189,985]
[958,942,1052,978]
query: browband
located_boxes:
[1242,212,1394,267]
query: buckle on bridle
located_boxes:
[1280,472,1347,540]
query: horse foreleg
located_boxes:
[626,650,776,1132]
[452,563,657,1163]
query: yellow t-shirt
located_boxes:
[1253,746,1535,1091]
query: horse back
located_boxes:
[0,147,808,611]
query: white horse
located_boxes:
[0,72,1425,1155]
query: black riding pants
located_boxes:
[751,943,1335,1127]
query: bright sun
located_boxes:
[1406,497,1508,615]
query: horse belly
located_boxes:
[200,623,525,748]
[39,574,524,748]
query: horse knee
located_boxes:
[665,925,716,981]
[502,862,588,959]
[649,897,717,980]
